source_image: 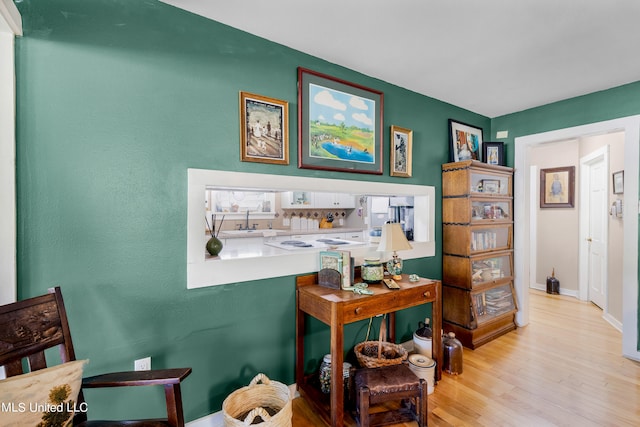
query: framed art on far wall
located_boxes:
[483,141,504,166]
[613,170,624,194]
[449,119,483,162]
[540,166,575,208]
[240,91,289,165]
[390,125,412,177]
[298,67,383,174]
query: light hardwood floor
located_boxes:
[292,290,640,426]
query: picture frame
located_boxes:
[449,119,483,162]
[483,141,504,166]
[481,179,500,194]
[240,91,289,165]
[613,170,624,194]
[390,125,413,177]
[540,166,575,208]
[298,67,383,174]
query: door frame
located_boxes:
[579,146,609,309]
[514,116,640,361]
[0,0,21,306]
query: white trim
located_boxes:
[0,0,22,36]
[515,116,640,361]
[0,31,16,306]
[187,169,436,288]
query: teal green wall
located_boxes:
[14,0,490,421]
[490,83,640,348]
[490,82,640,167]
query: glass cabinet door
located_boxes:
[472,283,517,325]
[471,252,513,287]
[470,199,512,223]
[443,224,513,256]
[469,170,512,196]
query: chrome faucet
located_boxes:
[237,211,257,230]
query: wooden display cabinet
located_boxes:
[442,160,517,349]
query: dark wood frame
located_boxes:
[390,125,413,177]
[239,91,289,165]
[613,170,624,194]
[448,119,483,162]
[540,166,575,208]
[298,67,384,174]
[483,141,504,166]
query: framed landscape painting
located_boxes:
[240,91,289,165]
[298,67,383,174]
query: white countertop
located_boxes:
[208,228,367,260]
[216,227,364,239]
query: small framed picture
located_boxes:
[239,91,289,165]
[540,166,575,208]
[481,179,500,194]
[613,170,624,194]
[390,125,412,177]
[483,142,504,166]
[449,119,483,162]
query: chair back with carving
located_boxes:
[0,287,77,377]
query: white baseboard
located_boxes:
[187,383,299,427]
[531,283,577,298]
[603,312,623,332]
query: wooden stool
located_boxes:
[354,363,427,427]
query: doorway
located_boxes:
[514,116,640,361]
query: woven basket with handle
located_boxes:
[222,373,292,426]
[354,316,408,368]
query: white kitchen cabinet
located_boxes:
[342,231,364,241]
[280,191,314,208]
[313,192,356,209]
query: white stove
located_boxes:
[264,237,366,251]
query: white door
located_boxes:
[586,157,607,309]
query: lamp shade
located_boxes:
[377,223,412,252]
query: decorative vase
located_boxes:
[206,236,223,256]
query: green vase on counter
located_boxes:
[206,236,223,256]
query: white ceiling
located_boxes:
[160,0,640,118]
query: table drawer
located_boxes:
[342,283,437,323]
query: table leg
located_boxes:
[295,290,305,389]
[432,282,442,381]
[330,309,344,427]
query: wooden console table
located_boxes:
[295,273,442,427]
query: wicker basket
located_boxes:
[222,373,292,427]
[354,315,408,368]
[354,340,408,368]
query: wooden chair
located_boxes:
[0,286,192,426]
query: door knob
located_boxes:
[586,237,592,242]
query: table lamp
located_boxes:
[377,223,413,280]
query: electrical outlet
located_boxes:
[134,357,151,371]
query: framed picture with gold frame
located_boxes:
[390,125,412,177]
[239,91,289,165]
